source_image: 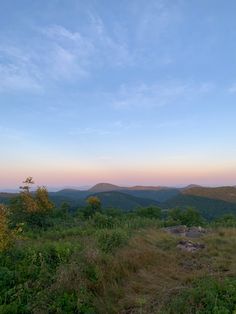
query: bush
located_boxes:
[96,228,129,253]
[164,277,236,314]
[92,212,116,229]
[167,207,205,227]
[213,214,236,228]
[135,206,162,219]
[0,205,17,252]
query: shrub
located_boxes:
[0,205,17,252]
[167,207,205,227]
[135,206,162,219]
[213,214,236,228]
[164,277,236,314]
[84,196,102,218]
[96,228,129,253]
[92,212,118,229]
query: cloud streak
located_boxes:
[111,81,213,109]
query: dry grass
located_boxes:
[92,228,236,313]
[31,227,236,313]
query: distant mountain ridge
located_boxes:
[89,183,123,193]
[88,182,172,193]
[1,183,236,219]
[183,186,236,203]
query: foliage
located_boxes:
[96,228,129,253]
[163,277,236,314]
[10,177,54,228]
[213,214,236,228]
[60,202,71,217]
[167,207,205,227]
[92,212,116,229]
[87,196,101,211]
[1,179,236,313]
[135,205,162,219]
[0,205,16,252]
[81,196,102,218]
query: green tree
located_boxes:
[136,206,162,219]
[60,202,71,217]
[10,177,54,228]
[181,208,204,226]
[83,196,102,218]
[167,207,204,227]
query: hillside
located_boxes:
[91,191,161,210]
[183,186,236,203]
[2,185,236,219]
[88,183,123,193]
[121,188,180,202]
[163,194,236,219]
[0,192,17,204]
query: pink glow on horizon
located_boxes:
[1,163,236,189]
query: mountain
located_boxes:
[2,183,236,219]
[0,192,17,204]
[49,189,89,207]
[88,183,123,193]
[91,191,160,211]
[120,188,180,202]
[182,184,202,190]
[89,183,174,193]
[183,186,236,203]
[127,185,167,191]
[162,193,236,219]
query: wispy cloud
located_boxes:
[111,81,214,109]
[0,46,42,92]
[0,0,181,94]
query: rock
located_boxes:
[163,225,207,238]
[177,240,205,252]
[185,226,207,238]
[163,225,187,236]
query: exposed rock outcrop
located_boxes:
[163,225,207,238]
[177,240,205,252]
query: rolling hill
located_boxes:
[183,186,236,203]
[88,183,123,193]
[91,191,161,210]
[1,183,236,219]
[162,193,236,219]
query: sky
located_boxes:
[0,0,236,190]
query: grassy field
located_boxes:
[1,211,236,314]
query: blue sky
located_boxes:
[0,0,236,189]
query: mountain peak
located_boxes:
[89,183,123,193]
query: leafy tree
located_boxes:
[136,206,162,219]
[102,207,122,218]
[35,186,54,212]
[168,208,182,223]
[181,207,204,226]
[10,177,54,228]
[167,207,204,227]
[83,196,102,218]
[60,202,71,216]
[87,196,101,211]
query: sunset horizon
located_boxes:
[1,1,236,191]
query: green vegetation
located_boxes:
[0,178,236,313]
[166,207,205,227]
